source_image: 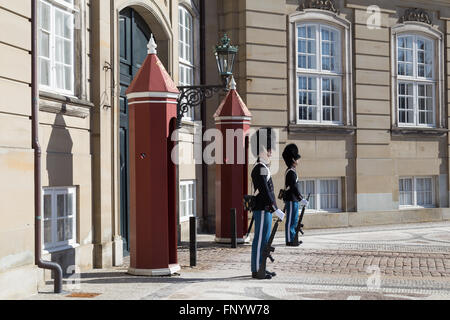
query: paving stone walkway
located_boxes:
[28,221,450,300]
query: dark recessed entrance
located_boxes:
[119,7,152,254]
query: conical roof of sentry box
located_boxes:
[213,87,252,119]
[125,50,179,96]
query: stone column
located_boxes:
[353,7,395,214]
[91,0,115,268]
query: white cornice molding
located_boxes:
[344,3,396,14]
[289,8,350,29]
[391,22,443,40]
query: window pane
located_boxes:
[417,37,433,79]
[57,219,65,242]
[67,193,73,216]
[57,194,65,218]
[321,27,338,72]
[55,38,64,62]
[44,194,52,219]
[320,180,338,210]
[180,185,186,201]
[64,40,72,64]
[398,82,414,124]
[180,201,186,218]
[64,66,73,91]
[417,84,433,125]
[297,25,316,69]
[322,78,339,122]
[39,1,51,31]
[55,10,64,37]
[44,220,52,244]
[40,59,50,86]
[299,180,316,210]
[298,76,317,121]
[188,184,193,199]
[65,217,73,241]
[55,64,64,89]
[64,14,72,39]
[179,7,193,64]
[39,32,50,58]
[399,178,413,206]
[416,178,432,206]
[188,199,194,216]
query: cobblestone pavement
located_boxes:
[178,221,450,278]
[29,221,450,300]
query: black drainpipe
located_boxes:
[32,0,63,294]
[200,0,208,232]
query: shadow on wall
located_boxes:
[46,114,74,187]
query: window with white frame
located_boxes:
[296,23,342,124]
[39,0,75,95]
[178,6,194,120]
[396,34,435,127]
[399,177,434,208]
[179,180,196,221]
[43,187,77,251]
[298,178,341,212]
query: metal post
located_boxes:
[231,208,237,248]
[190,216,197,267]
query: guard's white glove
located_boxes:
[300,198,309,207]
[274,209,285,221]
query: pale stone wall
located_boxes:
[0,0,39,299]
[205,0,450,230]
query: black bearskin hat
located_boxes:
[282,143,301,167]
[250,127,276,158]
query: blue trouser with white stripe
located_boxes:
[251,210,272,273]
[285,201,299,243]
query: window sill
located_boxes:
[39,91,93,119]
[391,126,448,137]
[399,206,436,210]
[40,91,94,108]
[289,124,356,135]
[42,243,80,254]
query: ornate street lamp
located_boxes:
[214,34,239,83]
[177,34,238,128]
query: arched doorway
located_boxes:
[119,7,152,253]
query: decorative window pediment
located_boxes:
[400,8,432,25]
[298,0,338,13]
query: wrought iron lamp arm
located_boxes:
[177,84,227,128]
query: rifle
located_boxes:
[246,216,254,238]
[292,193,310,246]
[256,217,282,279]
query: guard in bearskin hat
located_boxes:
[282,144,309,246]
[249,127,282,279]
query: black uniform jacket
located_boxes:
[284,168,303,202]
[251,162,277,213]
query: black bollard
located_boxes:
[190,216,197,267]
[231,208,237,248]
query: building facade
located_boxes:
[1,0,450,299]
[0,0,203,299]
[202,0,450,231]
